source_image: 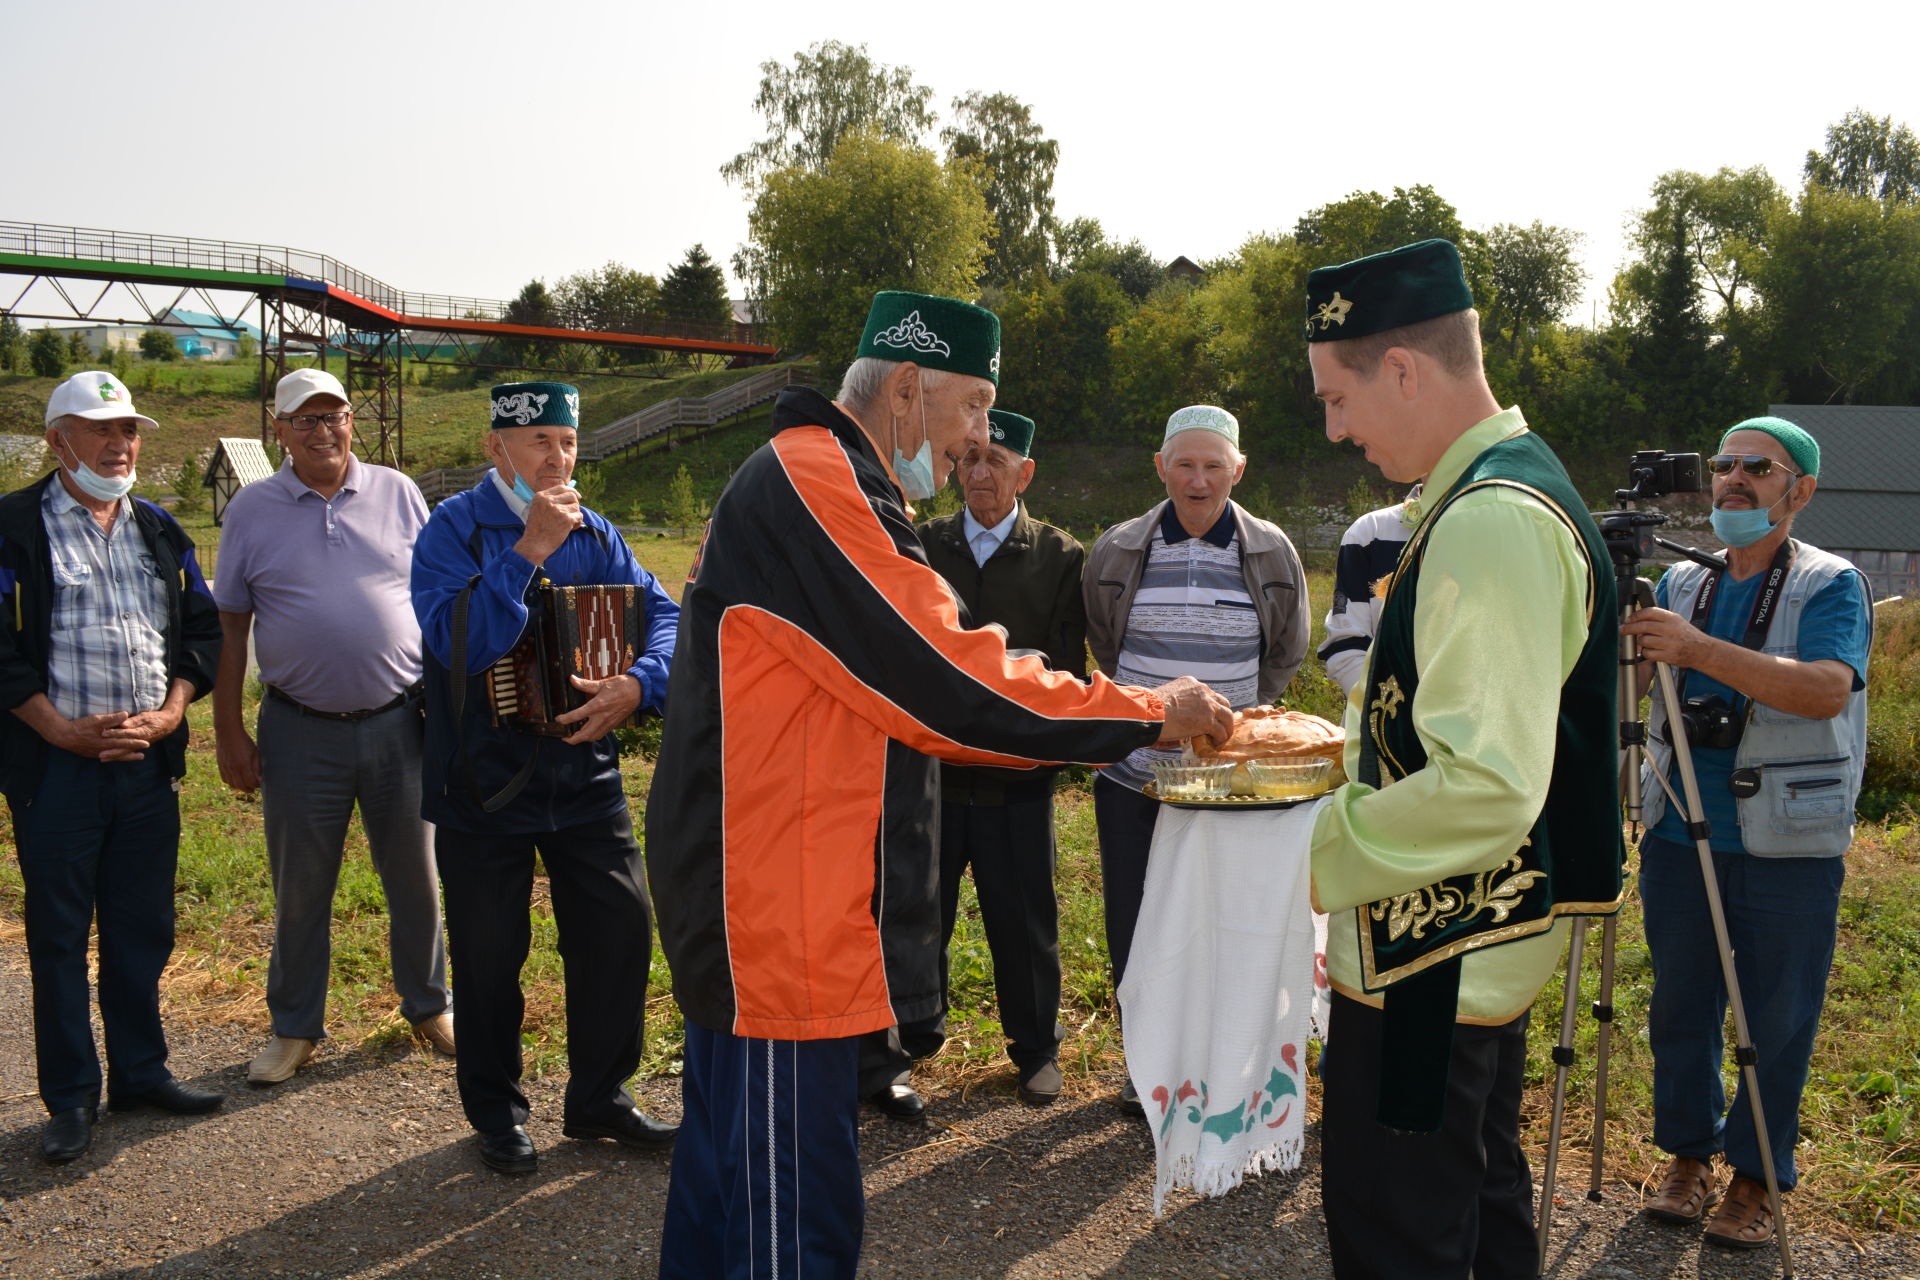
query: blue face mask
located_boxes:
[507,466,575,504]
[891,387,940,501]
[54,437,136,502]
[1709,491,1790,548]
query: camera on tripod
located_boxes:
[1593,450,1708,572]
[1679,693,1745,750]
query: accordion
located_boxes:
[485,583,646,737]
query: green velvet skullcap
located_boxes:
[1304,239,1475,342]
[1722,416,1820,478]
[987,409,1035,458]
[489,381,580,430]
[857,291,1001,384]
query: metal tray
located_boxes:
[1143,783,1331,811]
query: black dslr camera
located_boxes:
[1679,693,1745,751]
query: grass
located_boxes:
[1,540,1915,1240]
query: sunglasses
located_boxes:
[1707,454,1802,480]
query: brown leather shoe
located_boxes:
[1644,1155,1719,1224]
[1704,1174,1776,1249]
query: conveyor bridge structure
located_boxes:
[0,220,780,467]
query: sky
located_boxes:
[3,0,1916,325]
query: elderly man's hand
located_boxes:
[514,486,585,566]
[99,705,183,763]
[1620,606,1711,671]
[217,726,263,794]
[1151,676,1234,747]
[57,711,150,761]
[557,672,643,745]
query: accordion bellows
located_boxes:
[487,584,645,737]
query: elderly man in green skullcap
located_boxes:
[1623,416,1870,1251]
[1303,240,1625,1279]
[646,292,1232,1279]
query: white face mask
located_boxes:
[891,385,939,501]
[54,435,137,502]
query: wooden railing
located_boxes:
[413,367,796,503]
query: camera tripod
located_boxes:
[1533,521,1795,1278]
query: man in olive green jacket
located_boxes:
[862,409,1088,1114]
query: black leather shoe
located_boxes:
[1017,1061,1063,1107]
[108,1078,225,1115]
[563,1106,678,1150]
[1117,1079,1145,1118]
[868,1083,925,1122]
[42,1107,97,1164]
[478,1125,537,1175]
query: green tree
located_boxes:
[1749,183,1920,404]
[0,312,24,372]
[1194,233,1318,446]
[1804,109,1920,205]
[740,129,990,375]
[1294,184,1491,300]
[659,244,733,328]
[553,262,662,366]
[665,463,704,535]
[1624,213,1742,440]
[496,279,560,368]
[722,40,937,188]
[1484,221,1585,355]
[138,328,179,361]
[942,92,1059,288]
[997,271,1131,441]
[170,454,206,515]
[65,330,93,365]
[28,327,68,377]
[1109,288,1220,442]
[1615,167,1785,330]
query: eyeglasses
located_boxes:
[277,410,351,432]
[1707,453,1801,480]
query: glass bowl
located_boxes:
[1243,756,1334,799]
[1150,760,1237,800]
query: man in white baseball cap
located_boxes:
[211,365,453,1088]
[2,370,224,1163]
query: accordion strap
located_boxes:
[451,578,542,814]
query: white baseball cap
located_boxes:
[44,370,158,430]
[273,368,350,416]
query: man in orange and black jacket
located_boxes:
[646,291,1230,1280]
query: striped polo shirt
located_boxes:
[1107,502,1260,791]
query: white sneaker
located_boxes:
[412,1011,456,1057]
[247,1036,315,1085]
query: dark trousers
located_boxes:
[9,750,181,1112]
[661,1023,864,1280]
[874,792,1065,1086]
[435,810,653,1133]
[1321,993,1537,1280]
[1093,774,1161,992]
[1639,832,1844,1189]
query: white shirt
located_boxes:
[961,503,1020,568]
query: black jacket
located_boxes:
[0,471,222,801]
[918,505,1087,802]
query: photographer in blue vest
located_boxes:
[410,382,680,1176]
[1623,417,1871,1250]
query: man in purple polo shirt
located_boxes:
[211,368,453,1086]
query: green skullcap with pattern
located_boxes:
[987,409,1035,458]
[1304,239,1475,342]
[857,291,1001,384]
[1162,404,1239,448]
[488,381,580,430]
[1722,415,1820,478]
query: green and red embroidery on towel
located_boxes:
[1149,1042,1302,1144]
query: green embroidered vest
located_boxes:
[1358,428,1625,1130]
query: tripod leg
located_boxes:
[1587,914,1618,1201]
[1651,660,1795,1277]
[1535,916,1587,1275]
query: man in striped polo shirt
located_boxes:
[1083,405,1310,1112]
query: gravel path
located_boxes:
[1,941,1914,1279]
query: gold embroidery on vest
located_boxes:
[1367,843,1546,942]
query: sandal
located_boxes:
[1644,1155,1719,1225]
[1704,1174,1776,1249]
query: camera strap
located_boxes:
[1679,539,1794,706]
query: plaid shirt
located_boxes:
[40,479,170,718]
